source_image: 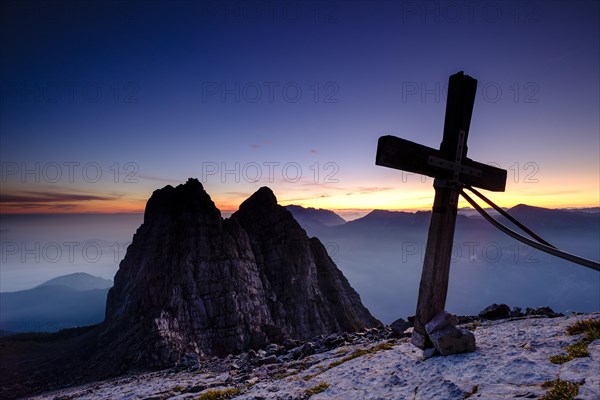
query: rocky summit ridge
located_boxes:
[102,178,379,369]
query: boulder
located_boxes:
[425,310,476,356]
[479,303,511,320]
[301,342,316,356]
[411,330,428,349]
[257,355,279,366]
[425,310,459,333]
[389,318,411,338]
[427,325,476,356]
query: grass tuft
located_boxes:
[549,354,571,364]
[549,318,600,364]
[566,319,600,336]
[540,379,579,400]
[273,371,295,380]
[303,342,394,381]
[329,342,394,369]
[303,382,329,398]
[465,322,480,332]
[195,387,241,400]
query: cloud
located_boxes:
[135,173,181,184]
[280,194,332,203]
[251,144,261,148]
[0,191,118,203]
[354,187,395,195]
[223,191,254,197]
[293,183,395,195]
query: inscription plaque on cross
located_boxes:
[376,71,508,349]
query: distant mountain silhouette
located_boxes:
[289,204,599,239]
[37,272,113,291]
[287,203,599,323]
[505,204,600,231]
[0,273,111,333]
[345,209,430,228]
[563,207,600,214]
[286,205,346,232]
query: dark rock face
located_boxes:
[103,179,379,368]
[479,303,511,320]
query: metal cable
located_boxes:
[459,188,600,272]
[463,185,556,248]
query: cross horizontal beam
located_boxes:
[376,135,507,192]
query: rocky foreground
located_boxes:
[29,312,599,400]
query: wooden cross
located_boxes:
[375,71,507,349]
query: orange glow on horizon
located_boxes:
[1,188,597,216]
[1,172,598,216]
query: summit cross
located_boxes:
[375,71,507,348]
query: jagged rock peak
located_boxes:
[239,186,278,209]
[102,179,379,372]
[143,177,219,222]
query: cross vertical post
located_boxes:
[375,71,507,350]
[411,73,477,348]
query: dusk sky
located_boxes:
[1,0,599,218]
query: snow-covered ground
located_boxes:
[30,313,599,400]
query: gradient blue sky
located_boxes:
[1,0,598,217]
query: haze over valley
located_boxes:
[2,202,597,331]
